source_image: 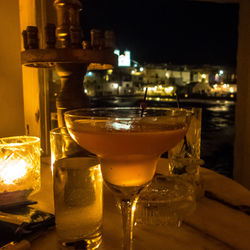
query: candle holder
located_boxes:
[0,136,41,208]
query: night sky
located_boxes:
[80,0,239,67]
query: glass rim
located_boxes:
[50,127,69,136]
[0,135,40,147]
[64,107,192,119]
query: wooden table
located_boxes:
[29,158,250,250]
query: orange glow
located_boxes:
[0,136,40,194]
[0,159,27,185]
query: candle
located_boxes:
[0,136,40,195]
[0,158,28,185]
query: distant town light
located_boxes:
[114,49,120,56]
[131,70,135,74]
[164,86,174,94]
[113,83,119,89]
[165,72,170,78]
[107,69,113,75]
[201,74,206,79]
[213,84,218,89]
[223,84,227,88]
[86,71,93,76]
[119,50,131,67]
[134,63,138,67]
[215,73,219,82]
[184,94,188,98]
[84,89,88,93]
[159,85,162,89]
[153,86,157,91]
[114,49,131,67]
[139,67,144,72]
[229,87,234,93]
[219,70,224,75]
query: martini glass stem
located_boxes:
[120,197,138,250]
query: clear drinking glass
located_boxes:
[135,109,202,227]
[168,108,204,198]
[168,108,202,162]
[50,127,103,249]
[64,107,191,250]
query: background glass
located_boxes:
[168,108,203,198]
[50,127,103,249]
[169,108,202,160]
[135,108,202,227]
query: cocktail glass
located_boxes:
[64,107,191,250]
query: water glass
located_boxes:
[168,107,202,159]
[50,127,103,249]
[168,108,204,198]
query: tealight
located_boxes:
[0,136,40,196]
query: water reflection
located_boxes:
[207,105,229,112]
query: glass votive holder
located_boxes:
[135,173,196,227]
[0,136,41,207]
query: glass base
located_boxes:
[57,228,102,249]
[135,173,196,227]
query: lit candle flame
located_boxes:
[0,159,28,185]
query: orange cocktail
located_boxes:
[65,109,188,187]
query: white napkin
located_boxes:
[201,167,250,207]
[154,159,250,249]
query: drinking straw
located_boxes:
[140,87,148,117]
[176,87,180,108]
[175,88,189,150]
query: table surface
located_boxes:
[28,157,250,250]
